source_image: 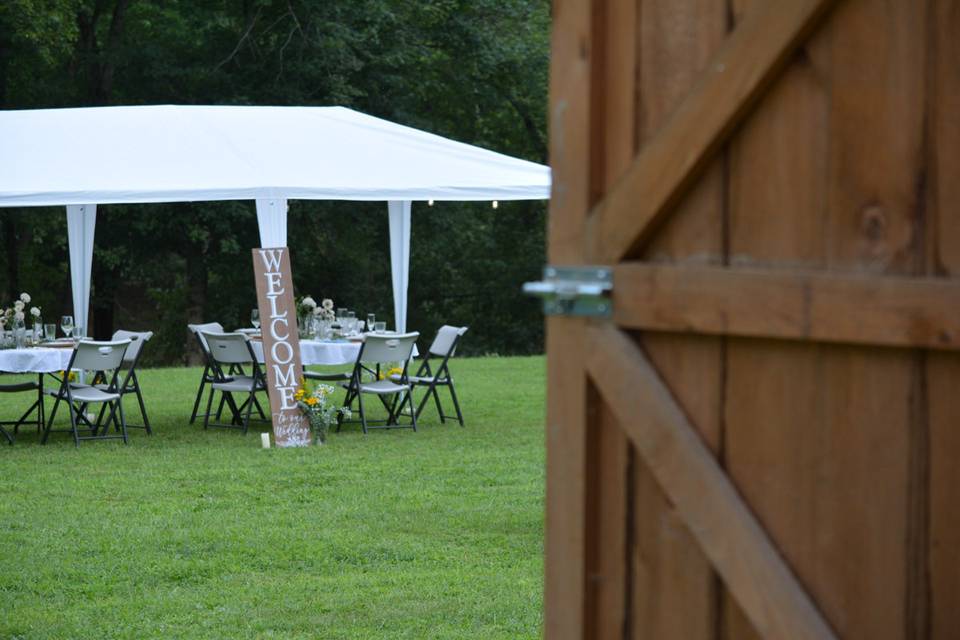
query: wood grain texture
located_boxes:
[629,1,728,638]
[928,3,960,635]
[583,1,635,636]
[614,263,960,351]
[585,392,629,639]
[723,0,929,638]
[587,324,837,640]
[544,1,592,637]
[630,334,724,640]
[586,0,840,263]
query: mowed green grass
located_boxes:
[0,356,546,639]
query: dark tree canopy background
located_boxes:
[0,0,550,364]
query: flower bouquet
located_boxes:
[295,380,351,444]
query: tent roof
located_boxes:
[0,105,551,207]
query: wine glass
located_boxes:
[345,311,356,335]
[367,313,376,332]
[251,308,261,330]
[60,315,74,340]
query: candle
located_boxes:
[260,432,270,449]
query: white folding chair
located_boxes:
[42,339,131,447]
[187,322,224,423]
[86,330,154,434]
[200,332,268,434]
[405,325,468,426]
[338,332,419,434]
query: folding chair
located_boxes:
[405,325,468,426]
[88,330,154,434]
[0,378,44,444]
[187,322,224,423]
[338,332,419,434]
[200,332,268,434]
[41,339,131,447]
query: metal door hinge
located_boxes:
[523,266,612,317]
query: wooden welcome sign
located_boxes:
[252,247,311,447]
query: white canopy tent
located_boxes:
[0,105,550,335]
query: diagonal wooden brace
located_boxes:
[585,0,840,263]
[586,324,837,640]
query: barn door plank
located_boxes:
[586,324,837,640]
[723,1,928,638]
[545,1,593,638]
[586,0,839,263]
[613,263,960,351]
[583,0,636,637]
[628,1,728,639]
[927,1,960,635]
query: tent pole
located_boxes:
[388,201,411,333]
[66,204,96,339]
[255,198,288,247]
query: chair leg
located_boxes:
[252,394,267,420]
[222,393,243,425]
[409,387,418,432]
[135,387,152,434]
[67,401,80,448]
[337,385,356,433]
[241,391,255,435]
[357,391,368,434]
[448,380,464,426]
[0,425,12,445]
[37,374,45,432]
[215,393,226,421]
[189,376,207,424]
[415,387,432,420]
[42,394,62,444]
[203,387,216,430]
[117,399,128,444]
[94,403,109,435]
[431,385,445,423]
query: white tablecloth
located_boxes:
[0,347,73,373]
[250,339,361,366]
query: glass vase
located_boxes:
[13,319,26,349]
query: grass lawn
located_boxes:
[0,355,546,639]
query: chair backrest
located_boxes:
[188,322,224,353]
[70,339,131,372]
[360,332,419,365]
[429,325,468,357]
[202,332,254,365]
[112,330,153,364]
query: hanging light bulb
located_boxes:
[492,200,499,209]
[428,199,434,206]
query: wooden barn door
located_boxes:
[543,0,960,638]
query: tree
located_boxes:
[0,0,550,361]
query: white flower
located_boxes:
[30,306,41,318]
[13,300,24,311]
[302,296,317,308]
[312,306,323,316]
[19,292,30,304]
[13,311,24,322]
[321,298,334,310]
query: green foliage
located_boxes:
[0,0,549,361]
[0,356,546,638]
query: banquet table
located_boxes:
[249,338,361,366]
[0,346,74,440]
[0,346,74,374]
